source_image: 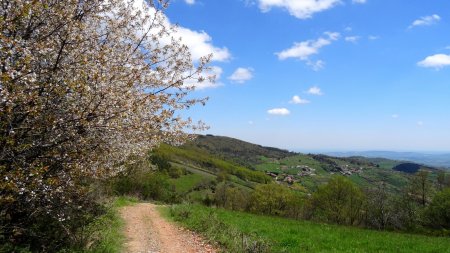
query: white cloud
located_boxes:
[127,0,230,62]
[177,27,231,62]
[417,54,450,69]
[185,0,195,5]
[352,0,366,3]
[391,114,399,119]
[306,86,323,96]
[267,108,290,116]
[345,36,361,43]
[257,0,341,19]
[228,67,254,83]
[409,14,441,28]
[368,35,380,40]
[183,66,223,90]
[276,32,339,70]
[344,26,352,32]
[290,95,310,104]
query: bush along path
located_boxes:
[120,203,217,253]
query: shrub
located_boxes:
[424,188,450,229]
[250,183,301,217]
[112,170,178,203]
[312,176,365,225]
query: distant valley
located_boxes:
[326,151,450,169]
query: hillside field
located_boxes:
[166,204,450,253]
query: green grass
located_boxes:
[61,197,129,253]
[167,204,450,253]
[113,195,139,207]
[255,162,282,173]
[170,173,206,193]
[81,208,124,253]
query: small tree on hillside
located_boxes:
[1,0,210,249]
[365,182,393,230]
[436,171,450,191]
[250,183,291,216]
[424,188,450,229]
[411,170,431,206]
[312,176,365,225]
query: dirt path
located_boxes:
[120,203,217,253]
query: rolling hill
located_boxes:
[153,135,445,194]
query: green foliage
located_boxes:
[154,144,271,184]
[0,188,105,252]
[166,204,450,253]
[312,176,365,225]
[410,170,432,206]
[67,203,125,253]
[250,183,293,216]
[214,183,250,211]
[112,170,178,203]
[150,154,172,171]
[424,188,450,230]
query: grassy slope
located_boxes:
[155,144,271,184]
[167,204,450,253]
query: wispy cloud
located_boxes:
[290,95,310,104]
[267,108,290,116]
[417,121,424,126]
[228,67,254,83]
[417,54,450,69]
[257,0,341,19]
[307,60,325,71]
[345,36,361,43]
[276,32,339,70]
[184,0,195,5]
[306,86,323,96]
[409,14,441,29]
[391,114,399,119]
[352,0,367,3]
[368,35,380,40]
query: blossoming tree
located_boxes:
[0,0,210,247]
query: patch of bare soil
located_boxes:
[120,203,217,253]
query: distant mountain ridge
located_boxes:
[326,151,450,169]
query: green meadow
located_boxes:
[166,204,450,253]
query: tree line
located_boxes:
[212,171,450,234]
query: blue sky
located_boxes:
[164,0,450,152]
